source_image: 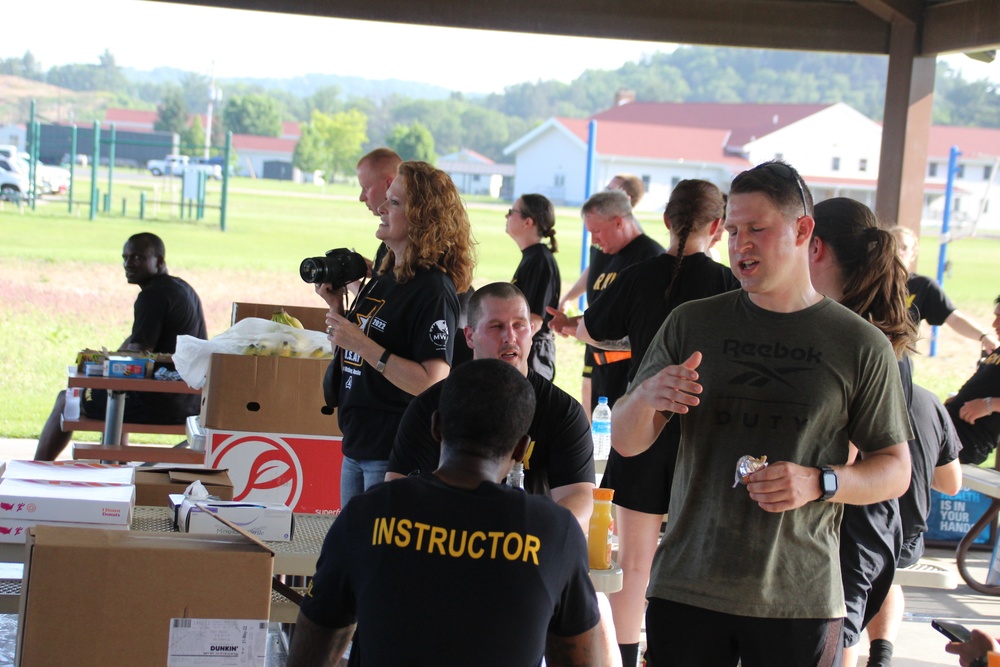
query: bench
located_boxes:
[61,416,187,437]
[892,560,958,589]
[62,417,204,464]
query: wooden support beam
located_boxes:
[876,18,935,234]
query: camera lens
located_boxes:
[299,258,326,284]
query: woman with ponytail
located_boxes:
[809,197,921,667]
[507,193,561,380]
[576,179,739,667]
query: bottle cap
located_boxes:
[593,488,614,502]
[598,396,608,404]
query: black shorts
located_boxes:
[897,533,924,570]
[81,388,195,425]
[839,500,902,647]
[590,359,631,413]
[600,419,679,515]
[645,598,843,667]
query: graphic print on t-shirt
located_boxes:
[429,320,450,350]
[345,296,386,370]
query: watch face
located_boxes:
[822,469,838,494]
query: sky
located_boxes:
[7,0,1000,94]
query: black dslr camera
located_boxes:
[299,248,368,288]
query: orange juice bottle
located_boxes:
[588,488,615,569]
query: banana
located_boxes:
[272,308,304,329]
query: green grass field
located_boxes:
[1,175,998,447]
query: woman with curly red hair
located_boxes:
[321,161,476,505]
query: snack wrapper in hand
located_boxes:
[733,455,768,488]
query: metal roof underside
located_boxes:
[147,0,1000,58]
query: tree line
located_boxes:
[2,45,998,178]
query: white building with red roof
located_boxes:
[504,100,1000,231]
[437,148,515,198]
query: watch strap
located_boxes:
[374,348,391,374]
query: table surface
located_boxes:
[67,369,201,395]
[0,506,334,577]
[961,464,1000,499]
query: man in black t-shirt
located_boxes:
[388,282,595,532]
[547,190,665,415]
[35,233,208,461]
[948,295,1000,464]
[861,380,962,665]
[287,359,601,667]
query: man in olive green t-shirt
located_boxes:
[612,161,912,667]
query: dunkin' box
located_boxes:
[0,517,129,544]
[199,353,340,436]
[0,460,135,485]
[205,427,343,514]
[0,478,133,525]
[16,525,272,667]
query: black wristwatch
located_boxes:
[815,466,838,502]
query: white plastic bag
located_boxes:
[173,317,331,389]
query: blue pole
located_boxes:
[579,120,598,309]
[931,145,961,357]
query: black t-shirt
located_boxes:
[513,244,560,330]
[301,475,600,666]
[950,350,1000,464]
[585,235,665,407]
[585,252,740,383]
[512,243,560,377]
[388,371,595,496]
[131,274,208,353]
[86,273,207,420]
[901,383,962,541]
[906,273,955,326]
[333,268,459,461]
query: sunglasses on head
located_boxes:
[752,162,809,217]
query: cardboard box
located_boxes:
[134,467,234,507]
[0,479,133,525]
[199,352,340,436]
[232,302,329,332]
[0,517,128,543]
[16,525,272,667]
[206,427,343,514]
[1,460,135,485]
[178,498,294,541]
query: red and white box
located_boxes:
[0,517,128,543]
[1,460,135,485]
[0,479,134,525]
[205,429,343,514]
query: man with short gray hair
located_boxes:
[548,189,664,415]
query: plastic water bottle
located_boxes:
[506,461,525,489]
[592,396,612,460]
[63,387,81,421]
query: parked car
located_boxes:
[0,158,29,201]
[147,154,222,180]
[18,157,70,195]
